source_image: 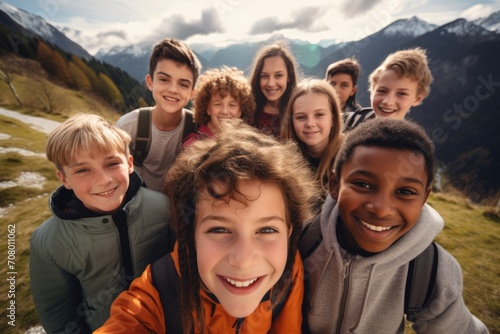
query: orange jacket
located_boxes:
[95,247,304,333]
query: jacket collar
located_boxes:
[50,171,143,220]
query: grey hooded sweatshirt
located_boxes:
[302,195,488,334]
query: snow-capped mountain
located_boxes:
[382,16,437,38]
[1,2,499,200]
[473,9,500,32]
[94,43,156,83]
[435,18,498,43]
[95,43,151,59]
[0,1,91,59]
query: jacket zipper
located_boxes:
[233,318,244,333]
[112,208,134,288]
[336,256,352,333]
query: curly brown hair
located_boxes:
[164,119,321,333]
[192,66,256,126]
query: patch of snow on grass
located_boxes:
[0,146,46,157]
[0,172,46,189]
[0,132,11,140]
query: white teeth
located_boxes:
[98,189,114,196]
[225,277,257,287]
[380,108,395,113]
[360,220,392,232]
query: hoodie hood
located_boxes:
[320,194,444,270]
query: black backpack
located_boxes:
[298,218,438,315]
[132,107,196,167]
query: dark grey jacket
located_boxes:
[30,172,171,333]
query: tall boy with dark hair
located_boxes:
[117,38,202,191]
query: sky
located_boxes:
[3,0,500,55]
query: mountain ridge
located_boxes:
[0,1,91,59]
[1,3,499,200]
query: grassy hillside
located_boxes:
[0,55,121,123]
[0,110,499,333]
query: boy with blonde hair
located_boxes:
[30,114,172,333]
[344,48,433,130]
[369,47,433,119]
[117,38,202,191]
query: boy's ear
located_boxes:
[127,155,134,174]
[350,84,358,96]
[56,170,72,190]
[412,93,425,107]
[189,88,196,99]
[329,170,340,199]
[423,187,431,202]
[145,74,153,91]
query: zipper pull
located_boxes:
[232,318,244,333]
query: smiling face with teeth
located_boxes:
[57,150,134,214]
[370,69,424,120]
[206,93,242,132]
[331,146,430,253]
[146,58,195,124]
[194,179,290,318]
[259,55,289,106]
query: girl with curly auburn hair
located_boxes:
[182,66,256,146]
[96,119,322,334]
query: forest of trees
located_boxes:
[0,25,152,113]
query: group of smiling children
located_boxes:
[29,37,489,333]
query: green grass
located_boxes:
[428,194,500,332]
[0,113,57,332]
[0,107,498,333]
[0,56,121,123]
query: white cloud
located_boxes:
[4,0,499,54]
[461,4,497,20]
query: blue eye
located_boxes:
[75,168,89,174]
[208,227,229,233]
[259,227,278,234]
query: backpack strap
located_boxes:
[150,253,182,333]
[342,107,375,132]
[133,107,152,167]
[134,108,195,167]
[404,242,439,314]
[298,218,323,259]
[182,109,195,141]
[270,273,295,320]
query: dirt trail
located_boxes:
[0,107,61,134]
